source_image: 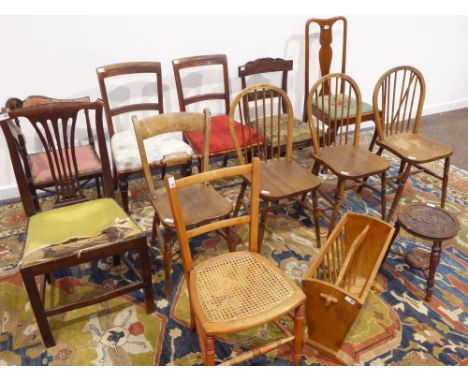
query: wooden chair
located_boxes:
[371,66,454,222]
[172,54,262,167]
[4,95,103,210]
[164,158,306,365]
[302,17,375,131]
[97,62,195,212]
[132,110,235,298]
[229,84,321,249]
[0,100,155,347]
[238,57,314,151]
[307,73,390,233]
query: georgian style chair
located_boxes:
[238,57,314,150]
[97,61,195,212]
[133,110,235,298]
[229,84,321,249]
[307,73,390,232]
[0,100,155,347]
[164,158,306,365]
[372,66,453,222]
[172,54,262,167]
[4,95,103,210]
[302,17,375,133]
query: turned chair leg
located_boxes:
[258,199,270,250]
[380,171,387,221]
[233,180,248,217]
[163,228,174,299]
[441,156,450,208]
[204,335,216,366]
[292,304,305,366]
[386,163,412,223]
[138,241,155,313]
[119,177,130,213]
[329,178,345,235]
[311,190,321,248]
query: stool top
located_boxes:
[397,203,460,241]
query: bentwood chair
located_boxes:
[172,54,262,167]
[133,110,235,298]
[371,66,453,222]
[97,62,195,212]
[4,95,103,210]
[307,73,390,233]
[302,17,375,132]
[164,158,306,365]
[229,84,322,249]
[0,100,155,347]
[238,57,315,151]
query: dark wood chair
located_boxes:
[303,17,375,132]
[172,54,262,167]
[229,83,322,249]
[164,157,306,365]
[0,100,155,347]
[133,109,235,298]
[97,61,195,212]
[238,57,314,151]
[4,95,103,210]
[306,73,390,233]
[371,66,454,222]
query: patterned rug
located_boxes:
[0,144,467,366]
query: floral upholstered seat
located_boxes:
[21,198,142,267]
[312,94,373,120]
[111,130,194,173]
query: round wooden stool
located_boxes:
[390,203,459,302]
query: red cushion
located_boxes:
[184,115,263,155]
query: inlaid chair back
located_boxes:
[229,83,294,162]
[2,100,112,213]
[373,66,426,140]
[307,73,362,153]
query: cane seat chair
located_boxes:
[229,84,321,249]
[0,100,155,347]
[172,54,262,167]
[4,95,103,210]
[133,110,235,298]
[238,57,316,150]
[97,62,195,212]
[307,73,390,233]
[164,158,306,365]
[372,66,453,222]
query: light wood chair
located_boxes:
[0,100,155,347]
[307,73,390,233]
[229,84,322,249]
[164,158,306,366]
[133,110,235,298]
[371,66,453,222]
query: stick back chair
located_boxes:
[4,95,103,210]
[97,61,195,212]
[0,100,155,347]
[238,57,314,150]
[133,110,235,298]
[372,66,453,222]
[172,54,262,167]
[229,83,321,249]
[307,73,390,232]
[164,158,306,365]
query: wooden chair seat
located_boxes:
[22,198,141,267]
[254,114,317,146]
[313,144,390,178]
[191,251,305,335]
[150,183,233,228]
[376,132,453,164]
[243,158,321,200]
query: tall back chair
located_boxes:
[0,100,154,347]
[372,66,453,222]
[238,57,313,150]
[97,61,194,212]
[229,84,321,249]
[307,73,390,231]
[133,110,234,298]
[164,158,306,365]
[172,54,262,166]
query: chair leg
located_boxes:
[163,228,173,299]
[311,190,321,248]
[233,180,248,217]
[441,156,450,208]
[258,199,270,250]
[119,177,130,213]
[380,171,387,221]
[222,154,229,167]
[204,334,216,366]
[226,227,236,252]
[386,163,412,223]
[95,176,102,198]
[292,304,305,366]
[329,178,345,235]
[138,241,155,314]
[21,268,55,347]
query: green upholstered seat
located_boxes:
[22,198,141,267]
[312,95,373,120]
